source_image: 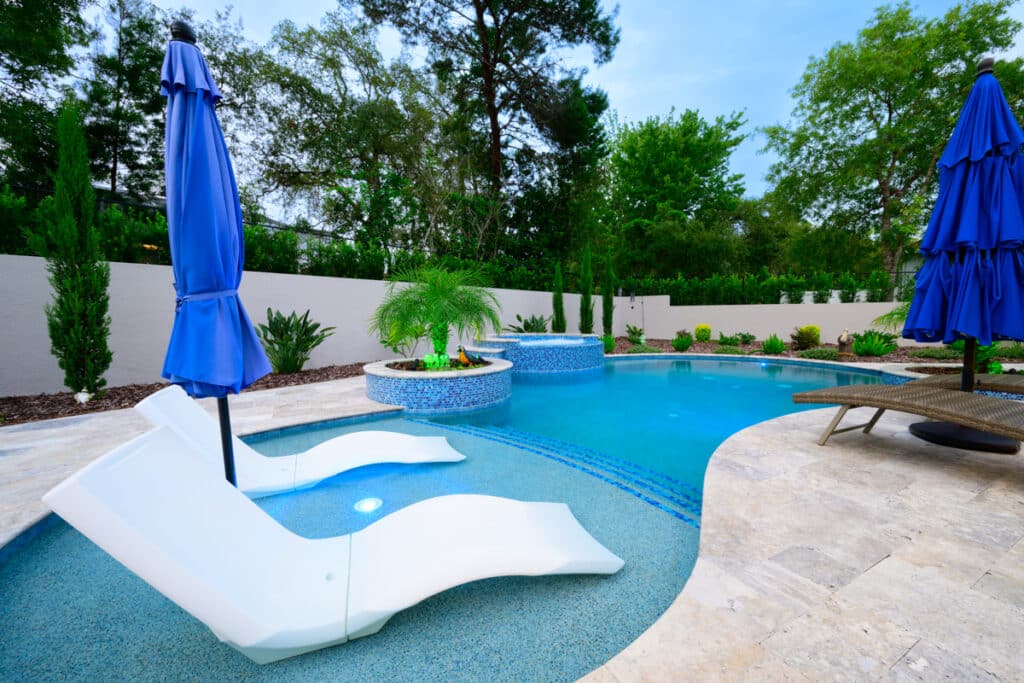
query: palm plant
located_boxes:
[370,266,502,358]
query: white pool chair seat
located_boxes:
[42,427,623,663]
[135,385,466,497]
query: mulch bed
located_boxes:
[0,362,367,427]
[0,339,980,427]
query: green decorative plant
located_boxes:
[602,250,615,336]
[627,343,662,354]
[694,324,712,343]
[717,332,740,346]
[505,313,549,333]
[671,330,693,352]
[551,263,566,333]
[910,347,962,360]
[257,309,336,373]
[799,347,839,360]
[714,345,747,355]
[35,102,112,397]
[578,244,594,334]
[761,334,786,355]
[790,324,821,350]
[601,335,615,353]
[865,270,893,302]
[852,329,897,357]
[626,323,644,345]
[370,266,502,360]
[736,332,756,345]
[811,272,832,303]
[837,272,859,303]
[782,274,807,304]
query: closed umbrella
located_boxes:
[160,21,271,483]
[902,57,1024,453]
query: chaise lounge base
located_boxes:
[791,384,1024,452]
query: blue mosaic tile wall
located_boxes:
[366,368,512,414]
[486,334,605,374]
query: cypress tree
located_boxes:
[42,102,112,396]
[602,250,615,336]
[551,263,566,333]
[578,244,594,334]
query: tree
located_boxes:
[369,266,502,358]
[578,244,593,334]
[357,0,619,196]
[0,0,89,187]
[601,249,614,336]
[37,102,112,396]
[551,262,566,333]
[609,109,745,279]
[763,0,1024,289]
[81,0,166,197]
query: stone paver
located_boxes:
[2,372,1022,681]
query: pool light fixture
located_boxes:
[353,497,383,513]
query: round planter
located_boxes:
[364,358,513,414]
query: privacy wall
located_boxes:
[0,254,906,397]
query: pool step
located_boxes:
[415,420,701,528]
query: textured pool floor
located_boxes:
[0,418,698,682]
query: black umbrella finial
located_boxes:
[170,20,197,45]
[976,57,995,78]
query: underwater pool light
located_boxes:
[353,497,383,513]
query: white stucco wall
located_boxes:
[0,254,913,397]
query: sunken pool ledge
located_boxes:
[364,358,513,414]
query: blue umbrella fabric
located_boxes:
[903,64,1024,348]
[160,25,271,483]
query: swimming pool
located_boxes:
[0,358,890,681]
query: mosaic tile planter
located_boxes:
[484,334,604,374]
[364,358,512,414]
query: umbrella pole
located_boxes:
[961,338,977,392]
[217,397,237,486]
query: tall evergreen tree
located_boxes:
[40,102,112,396]
[578,244,593,334]
[601,249,614,336]
[551,262,566,333]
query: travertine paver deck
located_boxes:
[2,372,1022,681]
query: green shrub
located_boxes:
[257,308,336,373]
[671,330,693,352]
[0,185,34,254]
[626,323,644,344]
[736,332,756,345]
[244,224,300,274]
[790,324,821,350]
[602,335,615,353]
[761,334,786,355]
[694,324,712,343]
[578,244,594,334]
[304,239,360,277]
[717,332,740,346]
[997,342,1024,359]
[782,274,807,304]
[909,347,962,360]
[505,313,549,333]
[551,263,566,333]
[837,272,859,303]
[97,206,170,265]
[627,343,662,354]
[714,345,747,355]
[852,329,897,357]
[799,347,838,361]
[864,270,892,302]
[602,250,615,336]
[811,272,832,303]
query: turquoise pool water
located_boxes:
[0,358,886,682]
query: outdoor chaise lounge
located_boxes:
[792,383,1024,450]
[42,426,625,664]
[135,385,466,497]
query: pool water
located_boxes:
[0,358,884,682]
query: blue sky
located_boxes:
[154,0,1024,197]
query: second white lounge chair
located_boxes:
[135,385,466,497]
[43,427,624,663]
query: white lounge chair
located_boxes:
[42,427,624,664]
[135,385,466,497]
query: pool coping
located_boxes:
[2,359,1021,680]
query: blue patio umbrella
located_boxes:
[160,22,271,484]
[902,57,1024,452]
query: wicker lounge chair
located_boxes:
[909,372,1024,394]
[791,384,1024,451]
[42,427,624,663]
